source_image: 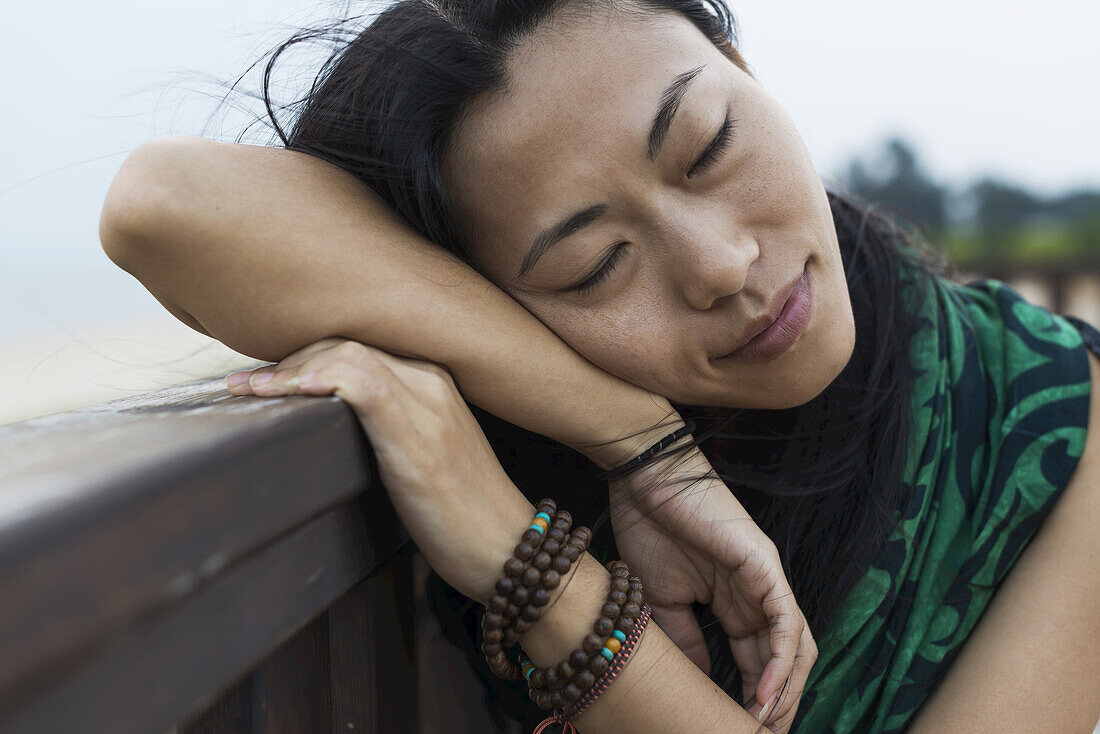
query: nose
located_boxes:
[672,223,760,311]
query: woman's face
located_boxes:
[443,3,856,409]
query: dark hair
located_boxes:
[244,0,947,728]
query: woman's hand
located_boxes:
[226,343,816,731]
[609,445,817,734]
[226,338,533,605]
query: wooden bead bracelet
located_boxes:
[533,602,654,733]
[481,500,590,680]
[479,500,651,724]
[520,570,644,711]
[482,526,584,680]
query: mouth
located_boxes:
[716,261,813,364]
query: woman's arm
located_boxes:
[522,551,774,733]
[101,140,816,724]
[906,349,1100,733]
[238,337,776,734]
[98,136,675,468]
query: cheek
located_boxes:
[734,153,819,229]
[724,111,823,226]
[531,303,689,390]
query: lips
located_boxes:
[717,265,814,365]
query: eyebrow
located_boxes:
[648,64,706,160]
[516,64,707,281]
[517,204,609,279]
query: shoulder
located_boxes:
[906,335,1100,734]
[1076,345,1100,474]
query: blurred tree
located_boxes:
[839,137,1100,265]
[1067,207,1100,258]
[1052,191,1100,222]
[845,138,948,235]
[972,179,1041,236]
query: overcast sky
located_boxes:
[1,0,1098,343]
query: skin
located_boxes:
[443,2,856,409]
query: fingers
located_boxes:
[651,603,712,676]
[226,337,347,394]
[754,613,817,732]
[293,360,414,443]
[233,343,414,428]
[781,622,817,728]
[754,584,804,707]
[228,339,453,404]
[729,634,766,709]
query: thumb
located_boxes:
[650,602,711,676]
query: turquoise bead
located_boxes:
[600,648,615,662]
[612,630,627,642]
[535,511,552,523]
[528,523,546,533]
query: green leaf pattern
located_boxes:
[792,272,1092,733]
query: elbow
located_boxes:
[99,135,208,268]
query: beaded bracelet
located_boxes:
[519,572,644,710]
[482,500,561,679]
[483,527,585,680]
[507,524,588,641]
[519,562,636,686]
[500,507,574,632]
[480,500,651,729]
[532,602,653,733]
[482,503,589,680]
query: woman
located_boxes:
[98,0,1100,731]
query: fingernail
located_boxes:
[226,371,251,388]
[756,700,771,723]
[250,371,274,387]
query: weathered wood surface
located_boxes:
[174,556,420,734]
[0,504,384,733]
[0,376,367,694]
[0,373,414,731]
[327,562,419,733]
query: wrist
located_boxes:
[517,552,608,666]
[605,423,701,498]
[452,481,538,607]
[577,399,687,471]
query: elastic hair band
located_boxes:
[596,419,696,481]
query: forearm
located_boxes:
[212,332,768,730]
[512,529,772,732]
[99,136,675,466]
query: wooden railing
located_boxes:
[950,258,1100,325]
[0,376,420,733]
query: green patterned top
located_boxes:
[792,270,1094,733]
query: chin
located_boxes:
[761,295,857,409]
[760,376,836,409]
[707,330,855,410]
[667,379,821,410]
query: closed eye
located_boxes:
[566,243,628,296]
[687,109,735,178]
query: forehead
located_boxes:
[443,6,722,275]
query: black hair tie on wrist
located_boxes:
[597,419,696,481]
